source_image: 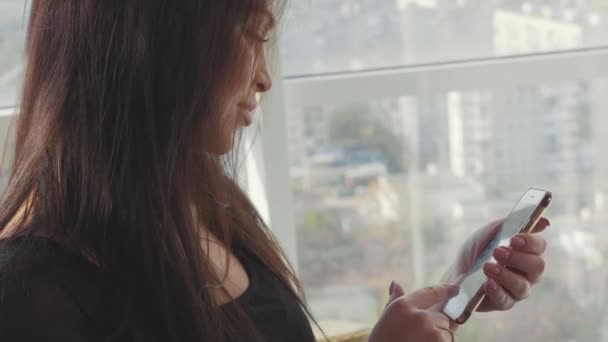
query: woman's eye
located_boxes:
[245,29,269,43]
[247,12,274,43]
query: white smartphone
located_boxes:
[440,188,552,324]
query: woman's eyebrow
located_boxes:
[258,10,276,34]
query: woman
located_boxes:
[0,1,549,341]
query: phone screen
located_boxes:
[442,189,548,321]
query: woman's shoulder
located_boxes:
[0,237,114,341]
[0,236,101,283]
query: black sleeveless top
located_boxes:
[0,237,316,342]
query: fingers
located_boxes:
[437,327,457,342]
[531,217,551,233]
[493,247,545,283]
[472,217,550,314]
[483,262,530,301]
[384,300,456,341]
[510,234,547,255]
[393,304,453,339]
[405,284,460,310]
[425,311,451,330]
[387,281,406,307]
[478,279,516,312]
[381,283,458,341]
[391,281,406,298]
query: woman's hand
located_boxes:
[477,217,550,312]
[368,282,459,342]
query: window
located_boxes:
[270,1,608,341]
[285,81,608,340]
[0,1,27,109]
[282,1,608,76]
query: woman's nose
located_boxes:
[255,69,272,93]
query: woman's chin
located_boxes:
[214,136,242,156]
[210,145,233,156]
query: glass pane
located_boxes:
[0,0,27,108]
[282,1,608,76]
[287,78,608,340]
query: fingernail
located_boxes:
[511,236,526,248]
[487,279,498,291]
[448,284,460,297]
[494,248,510,261]
[486,263,501,275]
[546,218,551,226]
[389,281,395,295]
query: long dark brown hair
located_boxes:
[0,0,312,341]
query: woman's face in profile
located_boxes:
[214,38,273,155]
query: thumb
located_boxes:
[387,281,406,305]
[404,284,460,310]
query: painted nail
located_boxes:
[448,285,460,297]
[487,279,498,291]
[494,248,510,261]
[511,236,526,248]
[389,281,395,295]
[486,263,501,275]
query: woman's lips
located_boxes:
[238,103,257,126]
[240,108,253,126]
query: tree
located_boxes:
[328,104,409,173]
